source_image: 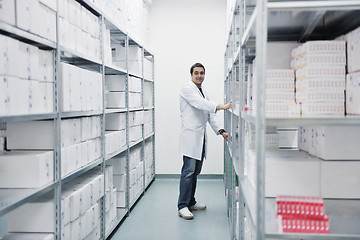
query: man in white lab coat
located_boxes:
[178,62,232,220]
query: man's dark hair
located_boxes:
[190,63,205,75]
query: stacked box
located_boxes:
[346,72,360,114]
[0,151,53,188]
[8,171,104,238]
[291,41,346,115]
[60,62,103,112]
[0,36,54,116]
[105,130,126,156]
[58,0,100,60]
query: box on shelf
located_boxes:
[0,0,15,25]
[321,160,360,198]
[105,113,126,131]
[346,26,360,73]
[113,174,126,192]
[7,120,54,149]
[346,72,360,115]
[0,150,53,188]
[105,75,126,92]
[107,155,126,175]
[265,152,321,197]
[106,92,126,109]
[314,126,360,160]
[129,92,142,108]
[129,76,142,93]
[301,102,345,115]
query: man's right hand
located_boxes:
[217,101,232,110]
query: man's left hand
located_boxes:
[222,132,229,142]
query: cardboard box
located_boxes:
[301,102,345,115]
[107,155,126,175]
[7,120,54,149]
[129,92,141,108]
[0,150,53,188]
[106,92,126,108]
[346,72,360,115]
[129,76,142,93]
[15,0,32,31]
[113,174,126,192]
[39,3,56,42]
[105,113,126,131]
[321,160,360,198]
[0,0,16,25]
[8,197,55,232]
[105,75,126,91]
[265,151,321,197]
[346,26,360,73]
[116,191,126,207]
[314,126,360,160]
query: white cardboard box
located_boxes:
[265,151,321,197]
[106,92,126,108]
[7,120,54,150]
[321,160,360,198]
[314,126,360,160]
[8,197,55,232]
[0,0,16,25]
[105,113,126,130]
[107,155,126,175]
[346,26,360,73]
[0,150,53,188]
[105,75,126,91]
[113,174,126,192]
[116,191,126,207]
[346,72,360,115]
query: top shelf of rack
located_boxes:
[241,111,360,126]
[240,1,360,45]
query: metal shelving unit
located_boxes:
[0,1,155,239]
[225,1,360,240]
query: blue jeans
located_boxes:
[178,141,205,210]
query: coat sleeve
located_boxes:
[180,83,218,113]
[208,107,223,134]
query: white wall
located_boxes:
[149,0,227,174]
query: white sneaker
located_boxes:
[189,203,207,211]
[178,207,193,220]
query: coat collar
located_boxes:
[189,80,206,98]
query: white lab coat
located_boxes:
[179,81,223,160]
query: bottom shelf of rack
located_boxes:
[265,198,360,239]
[105,208,128,238]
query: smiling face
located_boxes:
[191,66,205,88]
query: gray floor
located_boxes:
[110,178,230,240]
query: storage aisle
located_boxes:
[109,178,230,240]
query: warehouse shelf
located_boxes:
[241,111,360,127]
[105,109,128,114]
[129,107,144,112]
[225,0,360,239]
[60,46,102,70]
[0,181,56,216]
[105,64,127,75]
[129,72,144,79]
[61,158,103,184]
[144,106,155,110]
[144,78,154,82]
[129,191,144,210]
[145,177,155,190]
[265,198,360,239]
[61,110,103,119]
[0,1,155,239]
[105,208,128,239]
[77,0,102,16]
[0,22,56,49]
[129,139,144,149]
[105,146,128,161]
[144,132,155,140]
[0,113,57,123]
